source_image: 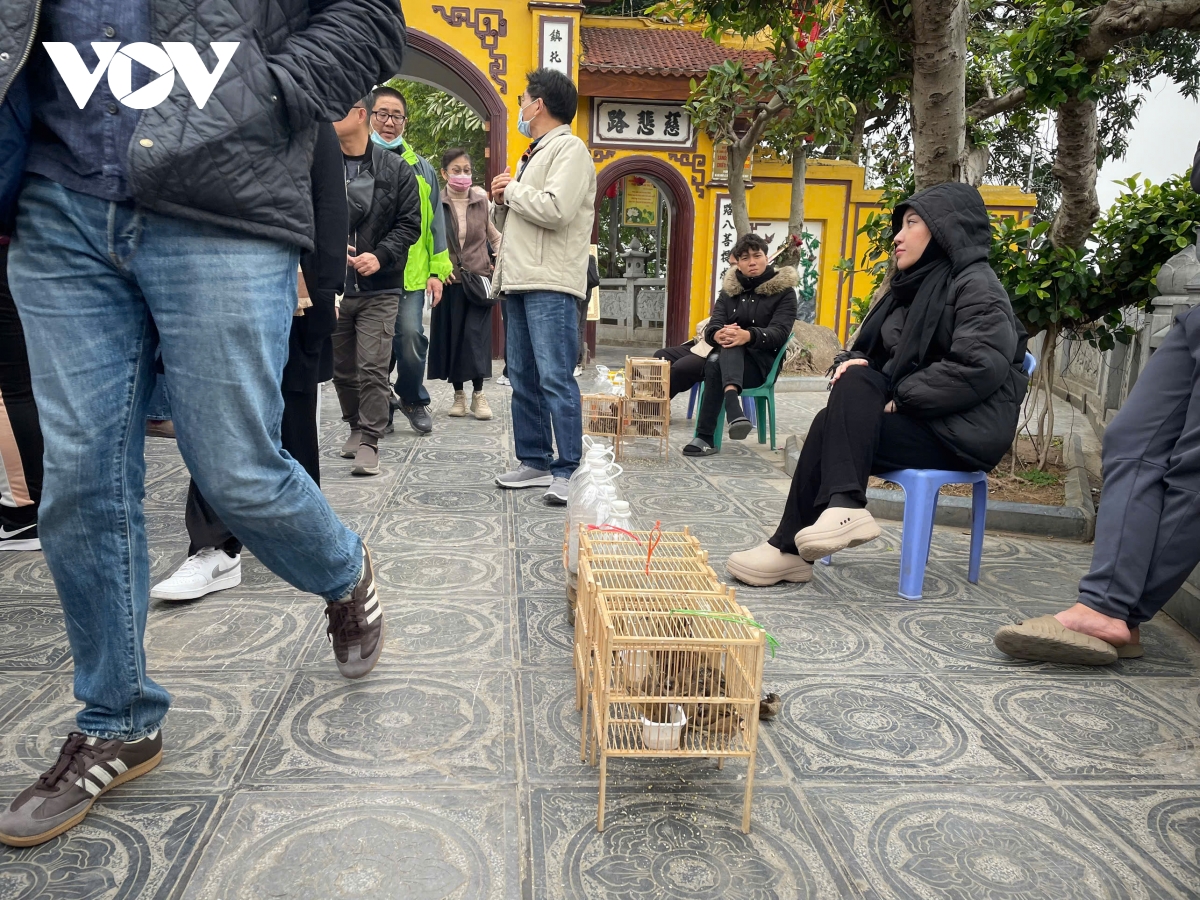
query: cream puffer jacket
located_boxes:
[490,125,597,300]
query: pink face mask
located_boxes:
[448,174,473,191]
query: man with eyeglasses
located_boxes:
[367,86,451,436]
[331,94,421,475]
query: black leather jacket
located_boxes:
[0,0,406,250]
[344,143,422,294]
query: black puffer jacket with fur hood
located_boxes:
[705,266,799,374]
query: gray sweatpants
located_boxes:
[1079,304,1200,626]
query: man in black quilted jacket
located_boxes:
[331,94,422,475]
[0,0,403,847]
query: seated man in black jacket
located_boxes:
[726,183,1027,588]
[683,234,798,456]
[332,96,422,476]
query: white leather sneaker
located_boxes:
[151,548,242,601]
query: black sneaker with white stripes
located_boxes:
[0,730,162,847]
[325,544,385,678]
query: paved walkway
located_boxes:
[2,379,1199,899]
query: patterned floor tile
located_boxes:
[179,789,519,900]
[947,677,1200,781]
[767,674,1036,782]
[243,668,516,786]
[517,548,573,595]
[0,795,219,900]
[0,598,73,671]
[754,603,923,676]
[302,597,512,668]
[392,485,507,514]
[805,783,1173,900]
[513,516,571,549]
[1073,785,1200,897]
[520,666,789,786]
[517,594,576,668]
[372,548,508,598]
[371,513,506,550]
[529,785,855,899]
[145,594,321,670]
[855,604,1074,673]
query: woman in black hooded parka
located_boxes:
[727,182,1029,587]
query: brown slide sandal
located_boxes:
[994,615,1119,665]
[1117,643,1144,659]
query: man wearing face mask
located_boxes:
[490,69,596,505]
[368,86,451,436]
[332,95,422,475]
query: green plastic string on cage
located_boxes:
[668,609,780,658]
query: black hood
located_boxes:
[893,182,992,275]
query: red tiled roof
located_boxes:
[580,27,772,77]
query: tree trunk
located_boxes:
[961,139,990,187]
[727,140,753,237]
[910,0,969,189]
[788,147,807,236]
[1049,95,1101,250]
[849,106,868,166]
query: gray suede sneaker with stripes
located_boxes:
[325,545,384,679]
[0,730,162,847]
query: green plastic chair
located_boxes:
[693,334,794,450]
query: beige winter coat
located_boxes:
[490,124,597,299]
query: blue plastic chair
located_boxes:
[821,350,1037,600]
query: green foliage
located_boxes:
[1017,468,1060,486]
[792,231,821,303]
[991,217,1095,334]
[991,172,1200,345]
[1004,1,1096,108]
[1092,173,1200,310]
[684,59,765,147]
[384,79,486,185]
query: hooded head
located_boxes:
[891,182,992,275]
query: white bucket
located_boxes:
[640,704,687,750]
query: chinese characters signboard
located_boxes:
[539,18,572,75]
[711,197,823,302]
[590,100,693,150]
[623,177,659,227]
[711,143,754,184]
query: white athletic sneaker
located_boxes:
[495,375,511,387]
[151,548,242,601]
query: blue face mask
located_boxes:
[517,99,538,139]
[370,131,405,150]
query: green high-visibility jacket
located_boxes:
[394,140,452,291]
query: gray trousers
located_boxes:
[1080,305,1200,626]
[333,292,400,445]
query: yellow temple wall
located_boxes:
[405,3,1037,344]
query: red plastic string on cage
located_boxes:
[585,524,643,545]
[644,521,662,575]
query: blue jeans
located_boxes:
[505,290,582,479]
[392,288,430,406]
[8,177,362,740]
